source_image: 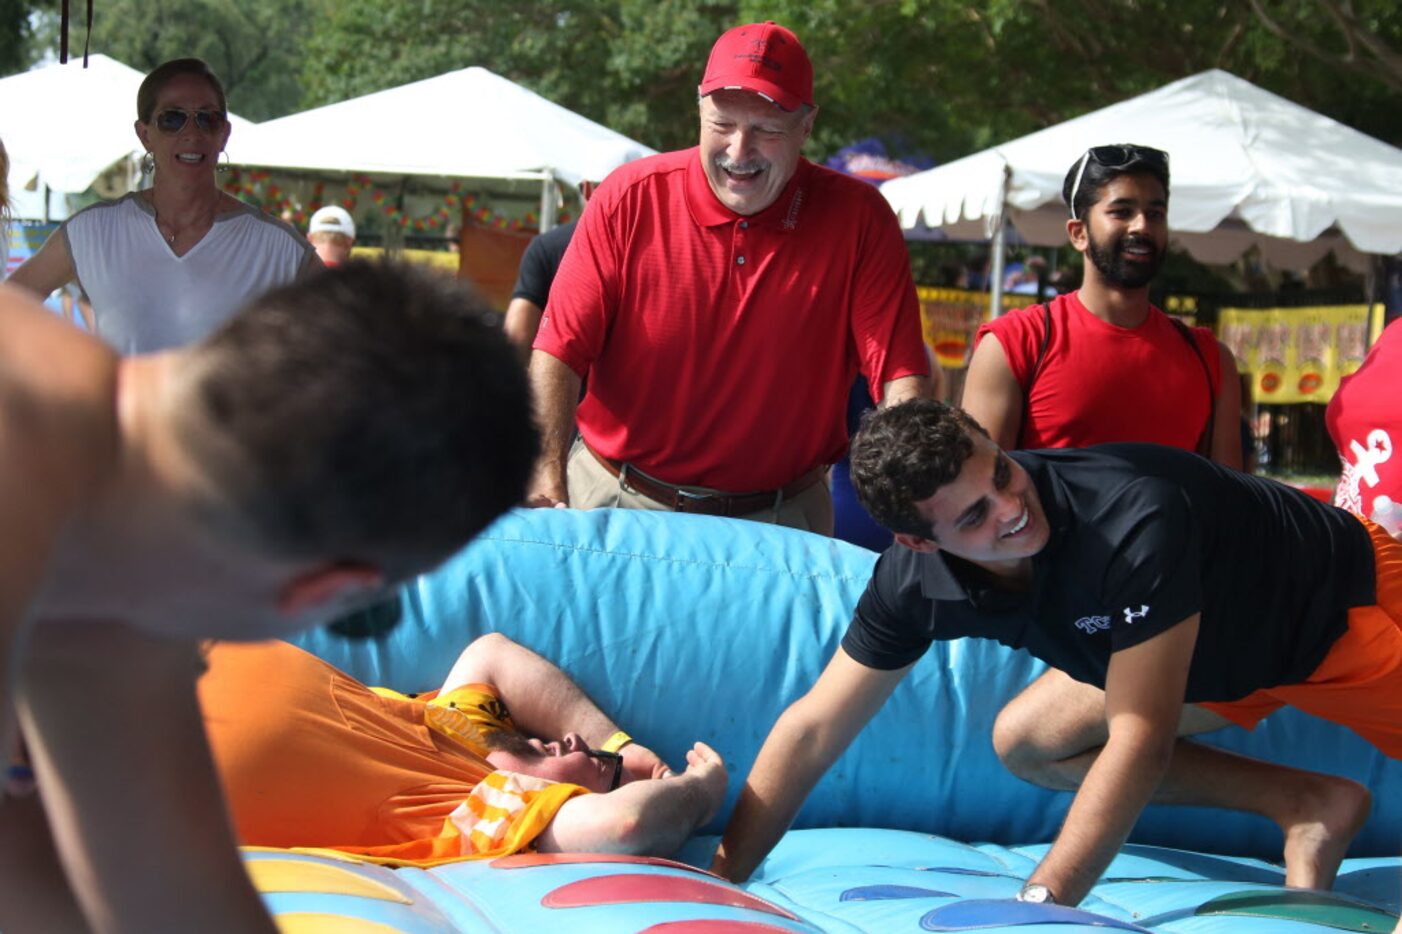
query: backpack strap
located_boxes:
[1167,316,1217,458]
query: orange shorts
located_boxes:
[1199,518,1402,758]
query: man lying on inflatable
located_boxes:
[202,633,726,863]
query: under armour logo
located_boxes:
[1123,605,1149,624]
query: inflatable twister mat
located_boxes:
[246,828,1401,933]
[274,508,1402,933]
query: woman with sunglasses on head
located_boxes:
[9,58,318,354]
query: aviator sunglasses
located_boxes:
[584,747,624,791]
[1068,144,1169,220]
[153,108,227,134]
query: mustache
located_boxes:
[1118,235,1158,252]
[713,155,768,174]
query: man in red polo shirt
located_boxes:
[527,21,930,535]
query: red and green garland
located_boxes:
[222,170,570,233]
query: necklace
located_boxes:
[152,196,218,247]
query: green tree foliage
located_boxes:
[0,0,56,74]
[299,0,739,152]
[755,0,1402,162]
[295,0,1401,161]
[9,0,1400,157]
[17,0,314,120]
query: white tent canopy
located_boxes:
[1,54,254,212]
[225,66,655,193]
[881,69,1402,276]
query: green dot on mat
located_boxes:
[1195,890,1399,932]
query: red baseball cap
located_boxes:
[698,21,814,112]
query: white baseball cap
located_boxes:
[308,205,356,239]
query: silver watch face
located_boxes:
[1018,883,1054,904]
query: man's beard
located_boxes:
[1086,228,1165,289]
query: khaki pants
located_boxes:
[566,438,835,536]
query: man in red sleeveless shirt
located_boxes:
[962,145,1242,463]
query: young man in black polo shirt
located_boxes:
[712,399,1402,908]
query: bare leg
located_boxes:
[992,669,1371,890]
[0,791,89,932]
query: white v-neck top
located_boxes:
[61,193,315,354]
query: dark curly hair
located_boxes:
[849,400,989,539]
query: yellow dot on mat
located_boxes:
[274,913,409,934]
[246,859,410,904]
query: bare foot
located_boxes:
[1280,774,1371,890]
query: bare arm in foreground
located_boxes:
[19,621,275,933]
[0,285,118,810]
[711,647,912,882]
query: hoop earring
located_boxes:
[218,150,231,173]
[141,151,155,176]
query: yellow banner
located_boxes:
[1218,304,1380,405]
[916,287,1021,369]
[350,246,460,272]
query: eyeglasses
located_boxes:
[153,108,226,134]
[1068,145,1170,220]
[585,747,624,791]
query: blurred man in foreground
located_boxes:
[0,261,536,932]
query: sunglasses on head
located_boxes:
[153,108,226,134]
[1068,144,1170,220]
[585,747,624,792]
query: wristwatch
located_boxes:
[1016,883,1056,905]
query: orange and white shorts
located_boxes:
[1200,518,1402,759]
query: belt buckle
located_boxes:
[674,486,722,514]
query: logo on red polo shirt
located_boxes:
[782,187,806,230]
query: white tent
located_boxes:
[224,66,656,230]
[881,69,1402,306]
[1,54,254,217]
